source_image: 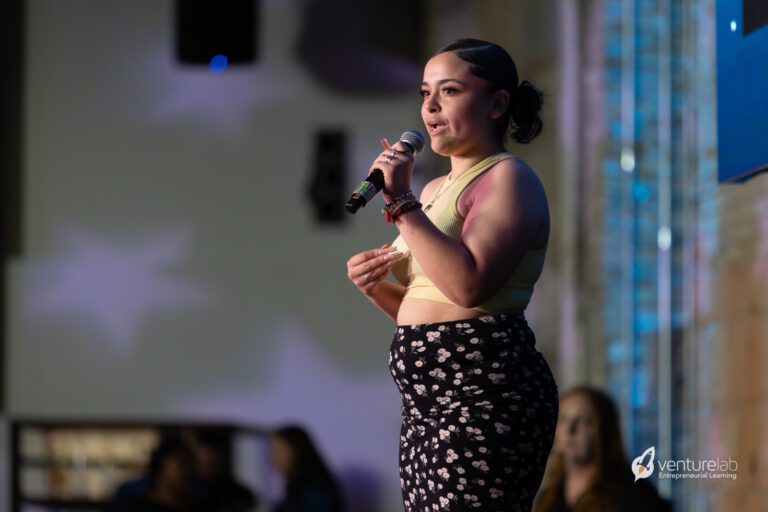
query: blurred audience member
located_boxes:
[533,386,672,512]
[270,425,345,512]
[189,429,258,512]
[107,434,196,512]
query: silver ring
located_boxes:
[365,272,372,282]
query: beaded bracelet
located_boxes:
[382,192,413,213]
[382,194,421,223]
[391,199,421,222]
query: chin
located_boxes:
[430,139,455,157]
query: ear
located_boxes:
[489,89,511,120]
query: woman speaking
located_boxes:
[347,39,559,512]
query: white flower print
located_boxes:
[390,314,558,512]
[488,373,506,384]
[429,368,446,379]
[465,350,483,361]
[427,330,441,341]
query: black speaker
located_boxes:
[307,130,347,224]
[175,0,257,64]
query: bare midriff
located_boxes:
[396,298,490,326]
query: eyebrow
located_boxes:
[421,79,467,87]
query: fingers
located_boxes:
[377,148,408,167]
[347,249,402,284]
[359,259,393,288]
[380,138,391,150]
[347,246,391,267]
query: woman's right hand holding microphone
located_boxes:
[347,243,402,296]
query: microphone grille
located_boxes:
[399,130,425,155]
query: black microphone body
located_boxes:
[345,130,425,214]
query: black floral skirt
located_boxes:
[388,313,559,512]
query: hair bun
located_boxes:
[510,80,544,143]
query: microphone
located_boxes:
[345,130,425,214]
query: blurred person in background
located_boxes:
[270,425,346,512]
[107,434,196,512]
[189,429,259,512]
[533,386,672,512]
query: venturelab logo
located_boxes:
[631,446,739,482]
[632,446,655,482]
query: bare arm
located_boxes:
[363,280,406,323]
[394,158,548,308]
[364,177,445,323]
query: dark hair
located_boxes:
[533,386,632,512]
[146,434,194,487]
[273,425,345,510]
[436,38,543,144]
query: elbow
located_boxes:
[448,285,487,309]
[452,279,502,309]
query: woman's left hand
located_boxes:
[369,138,415,202]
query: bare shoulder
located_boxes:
[465,156,550,247]
[466,156,547,211]
[484,156,546,196]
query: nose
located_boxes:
[423,93,440,113]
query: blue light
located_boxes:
[209,55,228,74]
[730,20,737,32]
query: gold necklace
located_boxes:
[423,172,458,212]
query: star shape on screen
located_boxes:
[24,228,211,347]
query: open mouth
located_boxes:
[427,121,446,133]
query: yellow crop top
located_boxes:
[388,152,547,313]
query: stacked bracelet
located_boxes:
[382,192,422,223]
